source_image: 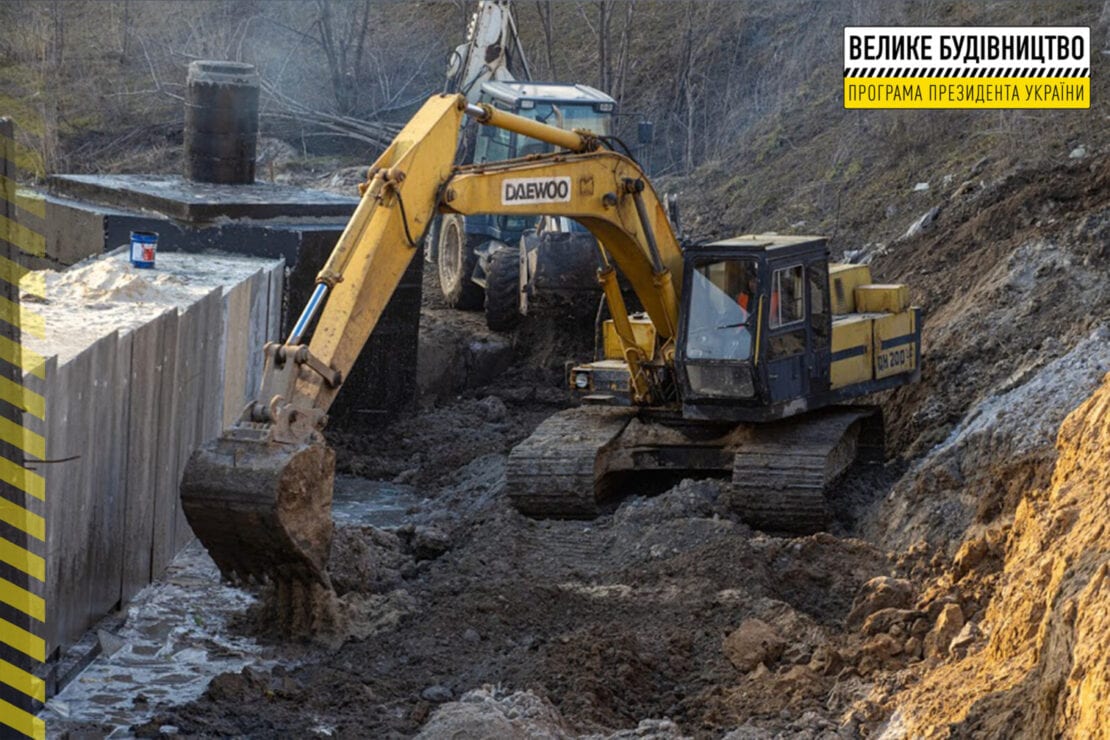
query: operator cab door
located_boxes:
[678,257,761,404]
[764,259,832,405]
[764,262,809,403]
[806,260,832,393]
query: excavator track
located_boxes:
[729,407,881,533]
[507,406,636,518]
[508,405,883,529]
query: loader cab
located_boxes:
[468,81,615,242]
[676,236,833,422]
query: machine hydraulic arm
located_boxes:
[447,0,530,101]
[287,95,682,430]
[181,93,686,589]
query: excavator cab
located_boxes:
[676,236,834,422]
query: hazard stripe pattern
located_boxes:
[844,66,1090,77]
[0,119,47,739]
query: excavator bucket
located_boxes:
[180,426,336,589]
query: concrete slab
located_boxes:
[86,332,126,621]
[28,189,422,426]
[48,174,358,222]
[44,347,93,655]
[43,197,103,267]
[22,251,276,358]
[121,312,173,601]
[169,300,199,559]
[176,289,224,552]
[149,309,181,581]
[221,269,268,428]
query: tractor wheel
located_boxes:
[485,247,522,332]
[437,214,484,310]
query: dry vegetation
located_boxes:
[3,0,1104,239]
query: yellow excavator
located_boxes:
[180,94,921,590]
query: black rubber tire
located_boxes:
[485,247,522,332]
[437,214,484,310]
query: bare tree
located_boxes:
[312,0,373,117]
[533,0,557,78]
[35,0,65,172]
[596,0,615,91]
[611,0,635,106]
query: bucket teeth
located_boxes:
[180,430,335,589]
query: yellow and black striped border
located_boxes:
[844,66,1090,78]
[0,118,47,740]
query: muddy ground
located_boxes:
[137,383,910,738]
[45,149,1108,738]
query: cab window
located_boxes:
[474,120,513,163]
[684,258,759,361]
[770,264,805,328]
[475,101,612,163]
[473,100,515,163]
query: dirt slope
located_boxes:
[874,156,1110,462]
[881,372,1110,738]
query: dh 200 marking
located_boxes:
[502,177,571,205]
[876,346,913,372]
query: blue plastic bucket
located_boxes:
[130,231,157,269]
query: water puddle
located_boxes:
[41,476,420,735]
[332,475,422,528]
[41,542,293,737]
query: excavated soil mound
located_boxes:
[856,155,1110,553]
[876,157,1110,465]
[881,372,1110,739]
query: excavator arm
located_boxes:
[269,95,683,430]
[447,0,530,101]
[293,96,466,415]
[180,93,683,590]
[180,95,466,591]
[444,149,683,401]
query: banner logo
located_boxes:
[844,27,1090,109]
[502,177,571,205]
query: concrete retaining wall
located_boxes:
[22,251,283,656]
[20,182,424,428]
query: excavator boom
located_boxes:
[181,94,680,588]
[182,95,465,588]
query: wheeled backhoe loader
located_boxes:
[432,0,621,330]
[180,94,921,592]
